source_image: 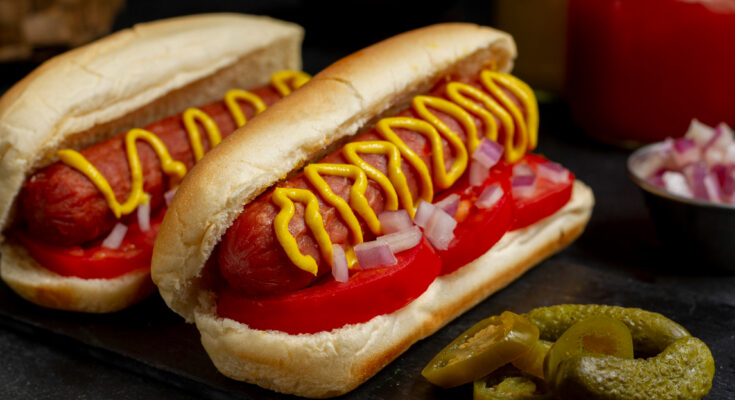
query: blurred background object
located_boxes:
[565,0,735,147]
[0,0,124,62]
[489,0,568,98]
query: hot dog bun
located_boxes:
[0,13,304,312]
[151,23,593,397]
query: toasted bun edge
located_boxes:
[1,242,154,313]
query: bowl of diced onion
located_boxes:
[627,119,735,270]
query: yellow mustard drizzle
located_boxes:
[445,82,513,155]
[224,89,267,128]
[273,69,538,275]
[342,141,408,218]
[182,107,222,162]
[57,129,187,218]
[271,70,311,97]
[57,70,310,219]
[272,188,333,276]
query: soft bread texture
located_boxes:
[1,243,153,313]
[152,23,517,321]
[150,23,591,397]
[195,181,593,398]
[0,13,304,312]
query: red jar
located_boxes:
[565,0,735,146]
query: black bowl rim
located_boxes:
[627,142,735,211]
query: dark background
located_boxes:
[1,1,733,399]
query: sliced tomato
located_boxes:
[435,167,513,276]
[217,237,441,334]
[14,207,164,279]
[509,154,574,230]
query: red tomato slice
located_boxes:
[509,154,574,230]
[14,207,164,279]
[435,168,513,276]
[217,237,441,334]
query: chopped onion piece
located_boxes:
[685,161,710,200]
[137,200,151,232]
[685,119,716,147]
[671,138,699,167]
[537,162,570,183]
[354,240,397,270]
[707,122,735,152]
[469,161,490,187]
[645,118,735,204]
[512,169,537,199]
[704,146,726,167]
[472,138,504,169]
[377,226,422,254]
[513,163,535,177]
[720,166,735,197]
[726,143,735,164]
[379,209,413,234]
[704,173,722,203]
[434,194,460,218]
[476,184,504,209]
[662,171,692,198]
[331,244,349,283]
[424,207,457,251]
[164,187,178,206]
[101,223,128,249]
[414,201,435,228]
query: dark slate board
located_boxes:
[0,258,731,399]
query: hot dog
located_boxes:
[0,13,305,312]
[151,23,594,398]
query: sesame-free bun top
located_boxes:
[151,23,517,321]
[0,13,303,235]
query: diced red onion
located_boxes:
[472,138,504,169]
[726,143,735,164]
[469,161,490,187]
[377,226,422,254]
[476,184,504,209]
[671,138,699,167]
[704,173,722,203]
[101,223,128,249]
[331,244,349,283]
[707,122,735,152]
[434,193,460,217]
[424,207,457,250]
[512,172,537,199]
[662,171,692,198]
[137,201,151,232]
[685,119,716,147]
[704,146,726,167]
[712,164,728,188]
[414,201,436,228]
[684,161,710,200]
[720,166,735,197]
[648,169,666,188]
[378,209,413,234]
[354,240,397,269]
[646,119,735,204]
[513,163,535,177]
[164,187,178,206]
[537,162,570,183]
